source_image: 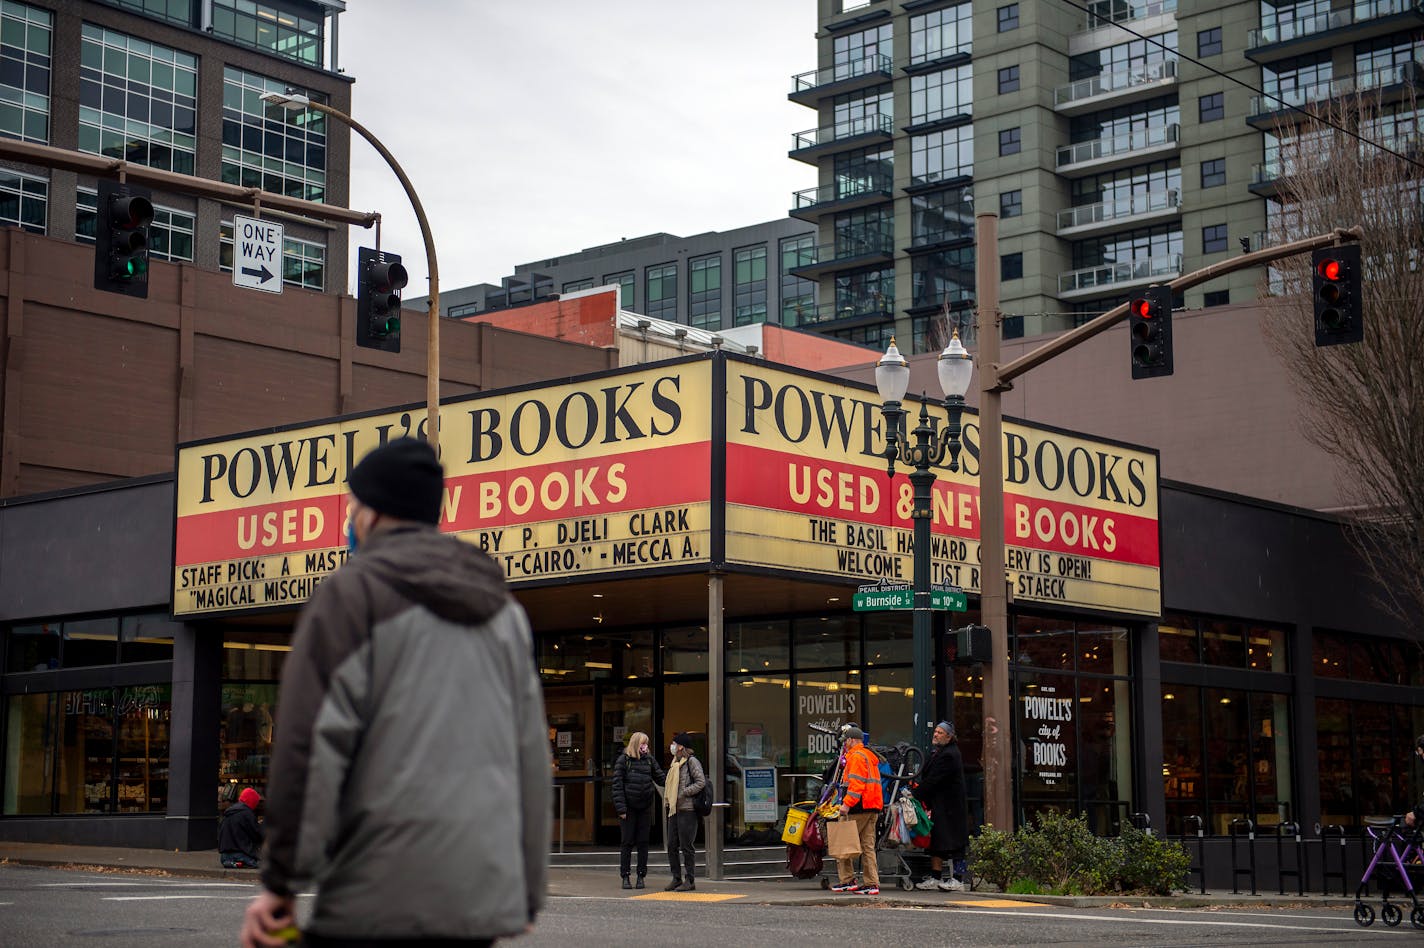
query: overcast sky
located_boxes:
[336,2,816,297]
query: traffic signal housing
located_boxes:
[1312,244,1363,347]
[1128,285,1174,380]
[357,246,408,353]
[946,624,992,665]
[93,181,153,298]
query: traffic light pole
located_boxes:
[972,219,1360,835]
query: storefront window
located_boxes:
[1246,624,1287,673]
[1158,614,1199,663]
[1018,670,1076,819]
[1203,687,1249,833]
[1077,624,1129,675]
[223,633,290,680]
[662,625,707,675]
[1013,617,1074,670]
[865,666,920,749]
[116,685,170,812]
[1161,684,1203,836]
[727,620,790,673]
[5,623,60,671]
[57,689,115,814]
[1079,677,1132,834]
[1313,629,1423,685]
[1201,619,1247,667]
[795,673,860,773]
[1249,692,1291,826]
[62,617,118,667]
[794,615,859,668]
[219,683,276,805]
[119,613,178,663]
[865,612,911,666]
[3,693,55,813]
[1313,630,1350,678]
[728,674,792,844]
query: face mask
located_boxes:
[640,744,649,755]
[669,743,678,755]
[346,518,359,554]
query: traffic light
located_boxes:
[946,624,991,665]
[1128,284,1174,380]
[1312,244,1363,347]
[93,181,153,298]
[357,246,408,353]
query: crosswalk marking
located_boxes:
[632,892,744,902]
[947,898,1047,908]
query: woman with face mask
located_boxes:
[611,731,665,889]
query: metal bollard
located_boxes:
[1230,817,1257,895]
[1319,824,1347,897]
[1181,815,1207,895]
[1275,821,1303,895]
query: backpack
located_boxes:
[693,775,713,817]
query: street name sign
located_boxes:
[853,588,913,611]
[931,588,968,611]
[232,214,282,294]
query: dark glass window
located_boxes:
[999,127,1021,156]
[1000,189,1022,218]
[1203,290,1230,307]
[120,613,179,663]
[604,271,635,309]
[910,66,972,125]
[62,617,118,667]
[910,248,974,310]
[779,235,817,325]
[998,65,1020,94]
[910,185,974,247]
[910,125,974,186]
[645,263,677,321]
[663,626,709,676]
[1013,617,1075,670]
[910,3,972,65]
[1202,224,1228,253]
[1198,27,1222,57]
[1199,92,1224,122]
[222,67,327,203]
[5,622,59,671]
[1201,619,1247,667]
[688,254,722,330]
[1159,614,1199,663]
[794,616,860,669]
[1000,252,1023,280]
[998,3,1020,31]
[733,245,768,325]
[728,620,790,672]
[79,24,197,174]
[1201,158,1226,188]
[0,1,51,144]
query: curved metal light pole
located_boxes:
[262,91,441,453]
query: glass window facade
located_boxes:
[911,247,974,309]
[107,0,196,27]
[1197,26,1222,57]
[910,3,971,65]
[779,235,816,325]
[644,262,677,321]
[832,23,891,80]
[909,65,972,126]
[0,166,45,233]
[999,127,1021,156]
[212,0,323,67]
[604,271,634,309]
[221,67,327,202]
[910,124,973,186]
[0,1,51,143]
[733,245,767,325]
[1202,223,1228,253]
[910,185,974,248]
[78,23,196,175]
[688,253,721,329]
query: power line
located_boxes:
[1056,0,1424,171]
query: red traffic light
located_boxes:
[1317,258,1342,281]
[1131,297,1153,318]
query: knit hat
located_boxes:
[239,787,261,808]
[935,720,956,737]
[842,725,864,742]
[671,732,693,749]
[348,438,444,525]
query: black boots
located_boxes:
[621,875,632,890]
[635,875,646,889]
[678,869,695,891]
[664,877,682,891]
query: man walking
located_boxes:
[241,438,550,948]
[830,726,883,895]
[913,721,970,890]
[664,732,706,891]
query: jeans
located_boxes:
[619,805,654,877]
[667,809,698,882]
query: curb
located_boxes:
[1,855,260,883]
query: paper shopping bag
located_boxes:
[826,817,862,859]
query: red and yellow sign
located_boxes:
[724,362,1160,616]
[174,363,714,616]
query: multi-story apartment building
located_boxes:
[428,219,824,335]
[0,0,351,291]
[786,0,1423,354]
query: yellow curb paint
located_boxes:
[631,892,744,902]
[947,898,1048,908]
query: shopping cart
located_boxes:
[1353,817,1424,929]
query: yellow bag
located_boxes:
[782,803,813,845]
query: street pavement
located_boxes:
[0,841,1403,946]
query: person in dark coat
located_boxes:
[219,787,264,868]
[611,730,666,889]
[912,721,969,890]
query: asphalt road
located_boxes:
[0,864,1416,947]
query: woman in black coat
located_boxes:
[611,730,666,889]
[912,720,970,890]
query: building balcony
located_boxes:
[1054,59,1178,115]
[788,230,895,280]
[1248,163,1280,197]
[1246,0,1424,61]
[1056,188,1180,236]
[1077,0,1178,33]
[1058,253,1182,298]
[1247,62,1424,127]
[790,113,894,163]
[790,178,894,223]
[789,54,894,107]
[1056,123,1180,176]
[785,296,895,330]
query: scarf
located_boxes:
[665,756,685,817]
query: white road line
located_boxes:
[103,894,256,902]
[942,907,1381,934]
[1123,907,1358,922]
[35,882,146,887]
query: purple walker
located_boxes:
[1354,818,1424,928]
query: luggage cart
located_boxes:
[1353,817,1424,929]
[804,723,925,892]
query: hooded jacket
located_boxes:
[260,525,549,941]
[218,799,263,863]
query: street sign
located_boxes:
[232,214,282,294]
[853,588,913,611]
[931,589,968,611]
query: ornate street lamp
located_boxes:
[875,331,975,749]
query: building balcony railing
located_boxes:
[1247,0,1422,50]
[789,230,895,280]
[789,54,894,105]
[1058,253,1183,296]
[1079,0,1177,32]
[1056,188,1180,233]
[1054,59,1177,110]
[1249,61,1424,121]
[790,114,894,161]
[1056,123,1180,171]
[788,296,895,328]
[790,177,893,222]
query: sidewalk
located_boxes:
[0,840,1358,911]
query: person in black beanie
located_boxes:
[242,438,550,948]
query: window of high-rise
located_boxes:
[79,23,197,174]
[0,2,51,143]
[221,68,327,201]
[211,0,323,67]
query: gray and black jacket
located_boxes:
[260,525,550,941]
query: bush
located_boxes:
[967,813,1191,896]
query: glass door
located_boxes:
[547,686,596,845]
[598,685,656,843]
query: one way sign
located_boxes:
[232,214,282,294]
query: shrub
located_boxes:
[967,823,1020,892]
[967,814,1191,896]
[1113,825,1190,895]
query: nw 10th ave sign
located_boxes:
[852,585,967,612]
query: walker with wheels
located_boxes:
[1352,817,1424,929]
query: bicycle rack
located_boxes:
[1130,812,1153,836]
[1319,824,1347,897]
[1180,815,1206,895]
[1275,821,1304,895]
[1230,817,1257,895]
